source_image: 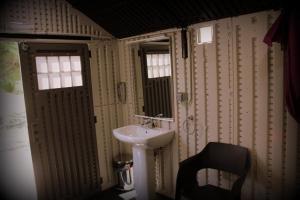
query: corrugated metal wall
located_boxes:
[120,10,300,199]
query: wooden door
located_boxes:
[19,43,100,200]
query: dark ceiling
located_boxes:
[67,0,282,38]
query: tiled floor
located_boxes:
[91,187,172,200]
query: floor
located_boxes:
[91,187,173,200]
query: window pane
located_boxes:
[198,26,213,44]
[147,66,153,78]
[36,56,48,73]
[158,54,164,66]
[59,56,71,72]
[71,56,81,71]
[49,73,61,89]
[164,54,170,65]
[72,72,83,86]
[151,54,158,66]
[47,56,60,73]
[159,65,165,77]
[153,65,159,78]
[35,55,83,90]
[37,74,49,90]
[146,54,152,66]
[165,65,171,76]
[146,53,172,79]
[61,72,72,87]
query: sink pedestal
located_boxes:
[132,146,155,200]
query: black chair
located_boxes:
[175,142,250,200]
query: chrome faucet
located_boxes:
[142,118,154,128]
[141,114,163,128]
[155,113,163,118]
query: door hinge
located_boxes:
[88,50,92,58]
[138,49,141,57]
[20,42,29,51]
[94,116,97,123]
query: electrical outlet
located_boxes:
[177,92,188,103]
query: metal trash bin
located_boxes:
[113,154,134,191]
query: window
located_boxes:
[146,53,171,78]
[35,55,83,90]
[197,26,213,44]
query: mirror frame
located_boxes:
[127,35,174,120]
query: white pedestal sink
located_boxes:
[113,125,174,200]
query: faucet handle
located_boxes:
[155,113,163,118]
[141,118,152,126]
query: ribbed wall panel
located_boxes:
[89,42,123,190]
[175,31,188,162]
[119,10,299,200]
[13,4,295,198]
[0,0,113,39]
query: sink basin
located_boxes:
[113,124,174,149]
[112,124,174,200]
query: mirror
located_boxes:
[130,37,173,118]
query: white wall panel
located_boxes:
[187,30,197,158]
[89,41,123,190]
[168,32,180,195]
[119,10,299,200]
[0,0,113,39]
[175,31,188,162]
[194,31,209,186]
[233,14,256,199]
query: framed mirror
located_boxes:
[130,37,173,119]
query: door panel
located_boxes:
[19,43,100,200]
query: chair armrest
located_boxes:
[175,153,205,200]
[231,175,248,200]
[231,150,250,200]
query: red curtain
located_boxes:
[264,9,300,124]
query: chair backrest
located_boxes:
[201,142,250,176]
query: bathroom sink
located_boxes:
[113,124,174,200]
[113,124,174,149]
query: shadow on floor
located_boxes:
[91,187,173,200]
